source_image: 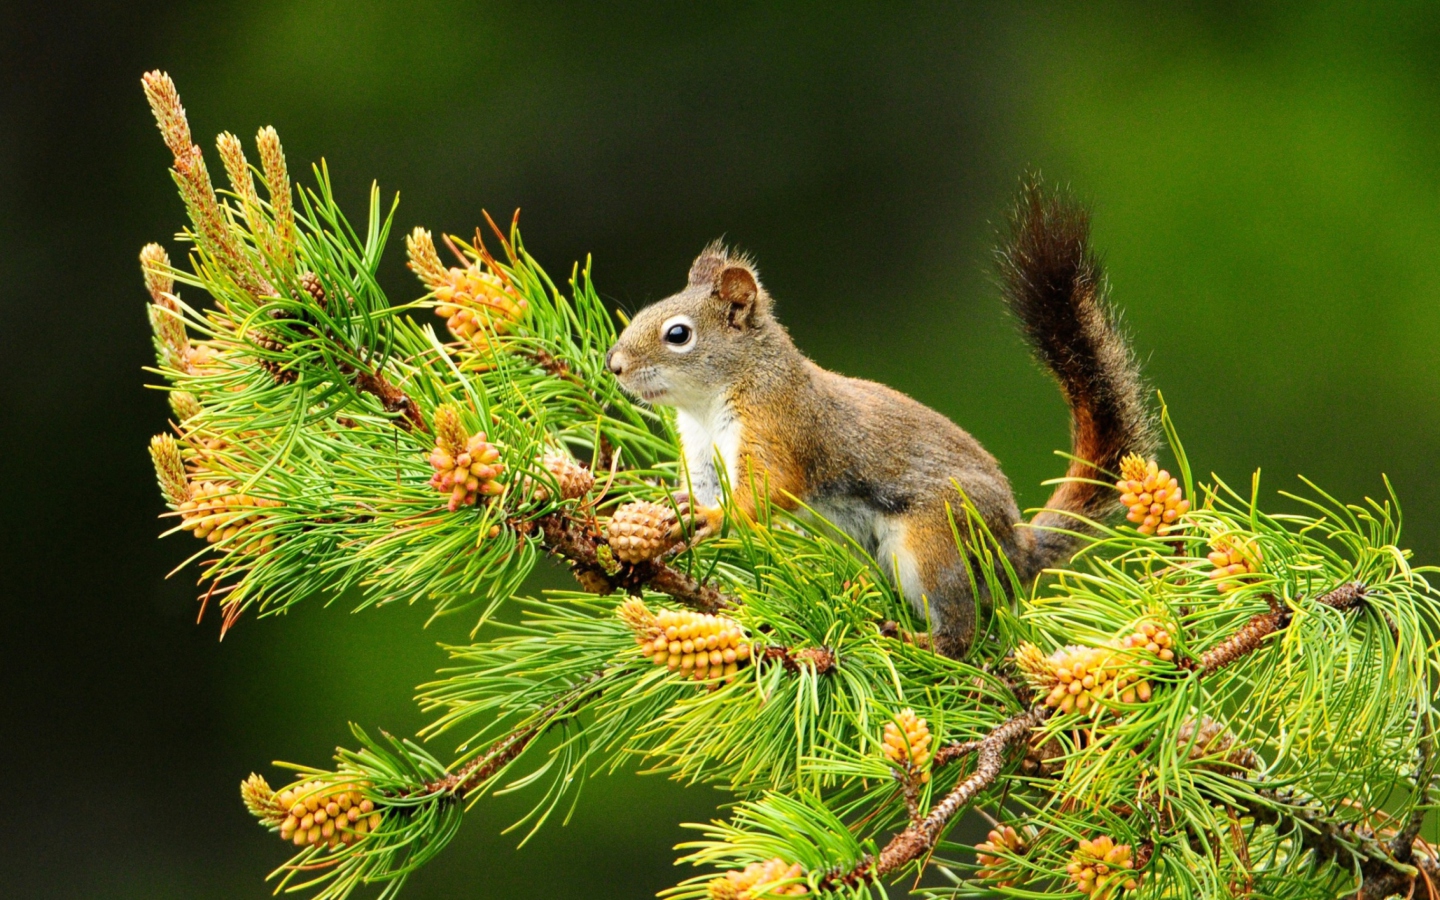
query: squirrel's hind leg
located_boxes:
[877,512,979,659]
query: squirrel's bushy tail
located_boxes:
[997,179,1156,578]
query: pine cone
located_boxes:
[1066,835,1140,898]
[257,778,382,850]
[251,330,296,384]
[606,500,679,564]
[1177,716,1259,770]
[298,271,327,307]
[529,452,594,502]
[624,602,752,682]
[881,708,933,781]
[707,858,807,899]
[1116,454,1190,535]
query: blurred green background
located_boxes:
[5,2,1440,897]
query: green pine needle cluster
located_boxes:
[140,72,1440,900]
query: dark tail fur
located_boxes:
[997,179,1156,576]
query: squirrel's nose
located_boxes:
[606,348,625,375]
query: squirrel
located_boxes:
[604,182,1155,658]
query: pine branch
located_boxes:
[1196,581,1368,674]
[760,644,836,675]
[423,672,605,796]
[826,705,1051,888]
[138,75,1440,900]
[1240,789,1435,900]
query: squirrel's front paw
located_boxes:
[671,492,724,542]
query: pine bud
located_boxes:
[142,72,259,294]
[975,824,1031,888]
[177,480,282,550]
[527,452,595,502]
[142,243,193,369]
[139,243,174,303]
[1206,538,1260,592]
[1116,454,1190,536]
[248,778,383,852]
[427,404,504,512]
[240,773,286,826]
[150,434,191,507]
[216,131,262,230]
[606,501,680,564]
[619,600,752,683]
[169,391,203,423]
[406,228,526,355]
[707,858,807,899]
[1015,641,1154,714]
[140,71,191,159]
[1065,835,1140,899]
[881,708,933,781]
[1118,619,1176,663]
[255,126,295,261]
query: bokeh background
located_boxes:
[5,2,1440,897]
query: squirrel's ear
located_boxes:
[688,242,727,287]
[716,264,765,328]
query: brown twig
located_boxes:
[525,347,586,388]
[824,706,1050,889]
[247,271,428,432]
[1198,582,1368,675]
[351,368,426,432]
[932,739,984,769]
[422,673,604,796]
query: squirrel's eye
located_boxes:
[660,316,696,353]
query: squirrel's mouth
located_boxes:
[618,367,670,404]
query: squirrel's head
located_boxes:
[607,242,778,411]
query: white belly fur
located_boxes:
[676,404,928,617]
[675,400,742,507]
[809,496,926,613]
